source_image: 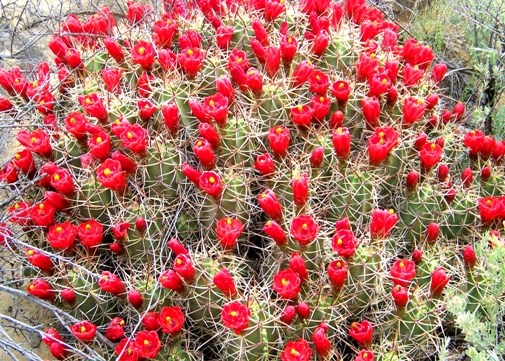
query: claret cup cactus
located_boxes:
[1,0,504,360]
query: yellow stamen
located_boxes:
[319,96,325,102]
[430,143,436,150]
[95,137,102,144]
[316,75,320,81]
[399,262,405,268]
[103,168,111,176]
[336,261,342,268]
[85,224,92,230]
[29,284,35,290]
[209,100,215,107]
[127,132,133,139]
[197,140,203,146]
[337,238,343,245]
[287,37,292,43]
[143,339,149,346]
[80,326,87,333]
[281,278,288,286]
[417,98,424,105]
[15,153,20,160]
[378,132,384,138]
[53,174,60,182]
[388,209,395,214]
[261,193,267,199]
[165,316,171,322]
[187,49,194,56]
[226,218,232,225]
[39,203,45,210]
[382,78,388,84]
[138,47,145,55]
[339,82,345,89]
[209,176,215,184]
[27,250,34,256]
[337,127,343,134]
[56,227,63,233]
[230,311,237,317]
[297,105,303,112]
[85,97,92,104]
[486,199,492,206]
[236,57,243,63]
[290,348,300,356]
[302,223,308,230]
[70,117,75,123]
[176,258,182,265]
[276,127,282,134]
[31,137,38,143]
[363,352,369,359]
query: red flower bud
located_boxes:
[292,174,309,208]
[481,166,492,182]
[255,153,275,175]
[182,162,201,188]
[213,268,237,297]
[105,317,125,341]
[296,302,310,319]
[361,97,381,127]
[391,285,409,308]
[332,127,351,159]
[280,305,297,324]
[289,253,308,281]
[263,220,287,246]
[430,267,450,297]
[159,269,184,292]
[135,216,147,232]
[412,248,423,264]
[198,123,220,147]
[312,323,331,357]
[99,271,126,295]
[426,222,440,243]
[310,146,324,168]
[463,245,477,268]
[142,311,160,331]
[127,290,144,309]
[432,63,447,83]
[406,171,419,191]
[26,249,54,272]
[258,189,283,220]
[193,138,216,169]
[168,238,189,255]
[268,126,290,157]
[461,167,473,187]
[437,164,449,182]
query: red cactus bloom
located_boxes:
[216,25,234,50]
[88,130,111,160]
[213,268,237,297]
[26,249,54,272]
[105,317,125,341]
[273,268,301,300]
[12,149,35,175]
[27,278,54,300]
[332,80,351,103]
[78,93,108,123]
[198,123,220,147]
[328,259,348,289]
[193,138,216,169]
[101,68,122,94]
[245,67,263,95]
[115,338,138,361]
[47,221,77,250]
[430,267,450,297]
[142,311,160,331]
[49,342,67,360]
[432,63,447,83]
[332,127,351,159]
[158,306,185,335]
[179,48,205,77]
[203,93,229,126]
[452,102,465,121]
[216,75,234,101]
[406,171,419,191]
[290,214,318,246]
[97,159,127,192]
[77,219,103,248]
[390,259,416,286]
[425,93,439,110]
[419,142,443,172]
[292,174,309,208]
[255,153,275,175]
[162,102,180,134]
[280,305,297,324]
[70,321,97,343]
[99,271,126,295]
[463,245,477,268]
[402,63,424,86]
[60,288,76,304]
[268,126,290,157]
[152,18,177,48]
[8,201,31,225]
[104,37,125,63]
[310,95,331,121]
[356,53,379,81]
[332,229,357,258]
[391,284,409,308]
[481,166,492,182]
[368,127,398,165]
[138,99,157,122]
[289,253,308,281]
[44,191,68,211]
[263,220,287,246]
[280,35,298,65]
[478,197,501,223]
[199,171,223,198]
[264,46,281,78]
[464,130,484,156]
[479,136,496,160]
[131,41,156,69]
[312,323,331,357]
[355,350,375,361]
[112,223,130,240]
[361,96,381,127]
[258,189,283,220]
[64,112,88,140]
[370,208,398,239]
[168,238,189,255]
[159,269,184,292]
[426,222,440,243]
[264,0,285,21]
[126,1,147,25]
[173,254,196,282]
[312,30,330,56]
[0,97,14,112]
[216,217,245,249]
[0,162,18,184]
[128,290,144,309]
[349,320,373,345]
[291,60,313,87]
[182,162,201,188]
[310,146,324,168]
[296,302,310,319]
[36,91,55,115]
[179,30,202,49]
[309,70,330,95]
[437,164,449,182]
[120,124,147,154]
[29,202,56,227]
[221,301,250,334]
[290,105,313,127]
[368,72,391,97]
[134,330,161,359]
[280,338,312,361]
[252,19,269,45]
[402,97,426,125]
[16,129,52,157]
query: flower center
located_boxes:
[339,82,345,89]
[319,96,325,102]
[209,100,215,107]
[337,127,343,134]
[143,339,149,346]
[302,223,308,230]
[95,136,102,144]
[236,57,243,63]
[80,326,87,333]
[53,174,60,182]
[70,117,75,123]
[382,78,388,84]
[138,47,145,55]
[399,262,405,268]
[337,238,343,245]
[197,140,203,146]
[209,176,215,184]
[187,49,194,56]
[85,224,92,230]
[103,168,111,176]
[85,97,92,104]
[281,278,288,286]
[226,218,232,225]
[336,261,342,268]
[287,37,292,43]
[127,132,133,139]
[176,258,182,265]
[27,250,34,256]
[56,227,63,233]
[31,137,38,143]
[276,127,282,134]
[290,348,300,356]
[297,105,303,112]
[388,209,395,214]
[165,316,171,322]
[430,143,436,150]
[15,153,21,160]
[363,352,369,359]
[39,203,44,209]
[230,311,237,317]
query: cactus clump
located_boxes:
[1,0,504,360]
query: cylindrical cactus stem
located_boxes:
[53,136,84,169]
[256,85,288,131]
[76,175,115,224]
[219,172,250,223]
[440,192,476,239]
[220,117,256,168]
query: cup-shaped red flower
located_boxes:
[104,37,125,63]
[403,97,426,125]
[26,249,54,272]
[361,96,381,127]
[105,317,125,341]
[221,301,250,334]
[64,112,88,140]
[134,330,161,359]
[368,127,398,165]
[290,105,313,127]
[203,93,229,126]
[27,278,54,300]
[263,220,287,246]
[273,269,301,300]
[268,126,290,157]
[280,35,298,65]
[420,142,443,172]
[213,268,237,297]
[332,127,351,159]
[131,40,156,69]
[258,189,283,220]
[47,221,77,250]
[312,323,331,357]
[174,254,196,282]
[29,202,56,227]
[390,259,416,286]
[311,95,331,121]
[71,321,97,343]
[291,60,313,87]
[391,285,409,308]
[115,338,138,361]
[332,229,357,258]
[102,68,122,94]
[289,253,308,281]
[280,338,312,361]
[138,100,157,122]
[309,70,330,95]
[78,93,108,123]
[162,102,180,134]
[77,219,103,248]
[120,124,148,154]
[216,217,245,249]
[327,259,348,289]
[255,153,275,175]
[159,269,184,292]
[97,159,127,192]
[332,80,351,104]
[370,208,398,239]
[355,350,375,361]
[12,149,36,175]
[152,18,177,48]
[349,320,373,346]
[16,129,52,157]
[430,267,450,297]
[99,271,126,295]
[193,138,216,169]
[179,48,205,77]
[199,171,222,198]
[158,306,185,335]
[478,197,501,223]
[292,174,309,208]
[290,215,318,246]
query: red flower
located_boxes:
[390,259,416,286]
[252,19,269,46]
[97,159,127,191]
[426,93,439,110]
[50,342,68,360]
[291,60,313,87]
[361,96,381,127]
[27,278,54,300]
[391,285,409,308]
[452,102,465,121]
[102,68,122,94]
[203,93,229,126]
[64,112,88,140]
[127,1,147,25]
[13,149,35,175]
[158,49,177,71]
[289,253,308,281]
[78,93,108,123]
[265,46,281,78]
[0,97,14,112]
[296,302,310,319]
[258,189,283,220]
[216,217,245,249]
[133,330,161,359]
[332,127,351,159]
[332,229,357,258]
[461,167,473,187]
[290,105,313,127]
[402,97,426,125]
[167,238,189,255]
[159,269,184,292]
[221,301,250,334]
[88,130,111,160]
[213,268,237,297]
[349,320,373,345]
[419,142,443,172]
[265,0,285,21]
[332,80,351,103]
[162,102,180,134]
[47,221,76,250]
[128,290,144,309]
[280,338,312,361]
[105,317,125,341]
[36,91,55,115]
[255,153,275,175]
[193,138,216,169]
[138,100,157,122]
[310,95,331,121]
[99,271,126,295]
[268,126,290,157]
[478,197,501,223]
[370,208,398,238]
[182,162,201,187]
[131,41,156,69]
[309,146,324,168]
[174,254,196,282]
[179,48,205,77]
[309,70,330,95]
[216,76,235,101]
[463,245,477,268]
[77,219,103,248]
[355,350,375,361]
[432,63,447,83]
[437,164,449,181]
[152,18,177,48]
[280,305,297,324]
[120,124,147,154]
[8,201,30,225]
[430,267,450,297]
[71,321,97,343]
[327,259,348,289]
[0,162,18,184]
[406,171,419,191]
[112,222,130,240]
[426,222,440,243]
[158,306,185,335]
[273,268,301,300]
[290,215,318,246]
[292,174,309,208]
[29,202,56,227]
[312,30,330,56]
[115,338,138,361]
[16,129,52,157]
[312,323,331,357]
[26,249,54,272]
[402,63,424,86]
[199,171,223,198]
[216,25,234,50]
[263,220,287,246]
[368,72,391,97]
[104,37,125,63]
[61,288,76,304]
[142,311,160,331]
